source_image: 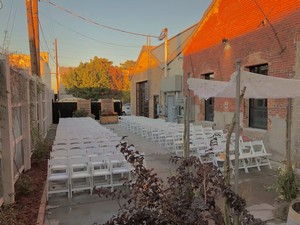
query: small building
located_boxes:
[131,25,197,122]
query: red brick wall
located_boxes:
[184,9,300,128]
[185,0,300,55]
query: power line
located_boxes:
[42,0,159,38]
[7,3,18,52]
[39,19,56,65]
[1,0,14,52]
[40,13,141,48]
[252,0,285,53]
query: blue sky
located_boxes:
[0,0,211,71]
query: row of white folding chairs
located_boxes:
[173,133,272,174]
[56,118,117,137]
[57,118,105,133]
[55,128,118,137]
[53,136,121,147]
[50,146,117,159]
[119,116,217,154]
[47,153,136,199]
[170,126,221,154]
[212,139,272,173]
[55,129,118,141]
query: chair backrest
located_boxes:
[48,158,69,176]
[52,145,69,151]
[240,141,254,155]
[86,148,102,157]
[48,158,68,167]
[109,153,129,169]
[68,149,87,158]
[50,150,68,159]
[90,155,109,163]
[251,140,267,154]
[69,156,89,166]
[69,143,83,150]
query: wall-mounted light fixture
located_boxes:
[222,38,229,44]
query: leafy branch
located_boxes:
[94,139,264,225]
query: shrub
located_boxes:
[267,163,300,220]
[94,140,264,225]
[72,109,89,117]
[267,163,300,202]
[32,139,49,162]
[15,174,32,196]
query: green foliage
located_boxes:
[61,57,135,100]
[120,90,130,103]
[15,174,32,196]
[72,109,89,117]
[66,87,127,101]
[61,57,113,89]
[267,163,300,202]
[30,121,49,162]
[94,141,265,225]
[32,139,49,162]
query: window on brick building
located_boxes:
[249,64,268,129]
[203,73,214,122]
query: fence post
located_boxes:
[23,76,31,171]
[0,55,15,204]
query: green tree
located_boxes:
[120,60,136,91]
[61,57,112,90]
[60,57,136,101]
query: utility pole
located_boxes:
[32,0,40,77]
[158,28,168,119]
[25,0,39,76]
[55,38,59,100]
[162,28,168,78]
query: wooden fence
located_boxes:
[0,55,53,204]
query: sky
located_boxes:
[0,0,211,72]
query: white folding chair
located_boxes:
[109,153,131,189]
[69,157,92,197]
[239,141,261,172]
[173,128,184,155]
[90,155,111,189]
[251,140,272,169]
[47,158,70,199]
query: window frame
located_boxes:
[202,73,214,122]
[248,64,268,129]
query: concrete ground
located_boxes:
[44,122,286,225]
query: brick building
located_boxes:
[183,0,300,163]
